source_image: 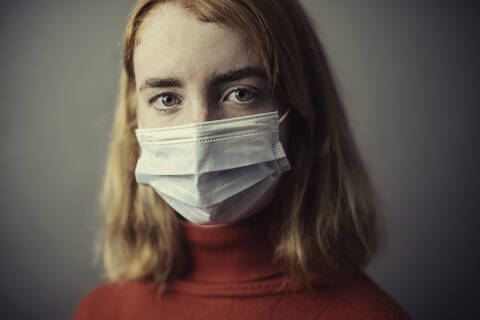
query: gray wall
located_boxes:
[0,1,478,319]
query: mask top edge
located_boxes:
[135,110,280,133]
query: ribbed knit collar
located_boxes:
[170,208,344,297]
[179,207,282,283]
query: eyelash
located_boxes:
[223,86,259,103]
[148,86,260,111]
[148,92,182,111]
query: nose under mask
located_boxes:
[134,109,291,225]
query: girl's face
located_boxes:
[133,1,278,128]
[133,2,289,226]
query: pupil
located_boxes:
[236,90,248,100]
[163,96,174,106]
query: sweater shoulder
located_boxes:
[314,272,411,319]
[71,281,149,320]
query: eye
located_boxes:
[224,87,258,103]
[149,93,182,110]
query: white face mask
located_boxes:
[134,109,291,225]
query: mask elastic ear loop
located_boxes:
[279,107,292,124]
[137,120,142,129]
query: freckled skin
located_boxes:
[134,2,275,125]
[133,1,289,227]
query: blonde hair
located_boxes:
[96,0,386,291]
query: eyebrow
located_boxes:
[211,67,267,85]
[139,67,267,91]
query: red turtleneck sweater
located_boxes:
[72,212,410,319]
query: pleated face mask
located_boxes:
[134,109,291,225]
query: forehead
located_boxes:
[133,1,262,85]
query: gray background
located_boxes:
[1,0,478,319]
